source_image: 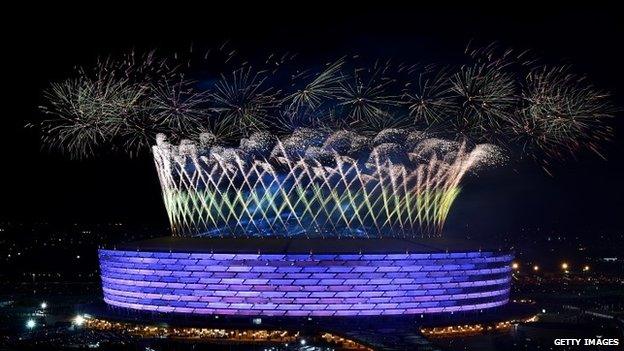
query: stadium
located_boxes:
[33,42,613,347]
[99,237,512,317]
[97,131,513,318]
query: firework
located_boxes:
[210,67,281,135]
[405,65,457,125]
[149,79,207,134]
[512,66,614,162]
[450,63,517,134]
[34,43,615,239]
[153,128,504,238]
[39,51,180,157]
[336,61,403,127]
[40,73,146,158]
[285,59,345,113]
[36,44,614,164]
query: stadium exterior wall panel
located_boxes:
[98,249,512,316]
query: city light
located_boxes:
[74,314,85,326]
[561,262,569,270]
[26,319,36,329]
[300,339,306,346]
[40,302,47,309]
[511,262,519,270]
[533,265,539,271]
[419,319,533,338]
[86,318,300,344]
[583,265,590,272]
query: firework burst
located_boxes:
[335,61,403,127]
[36,44,615,166]
[512,66,614,163]
[210,67,281,136]
[405,65,457,125]
[285,58,345,113]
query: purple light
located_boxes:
[99,250,512,317]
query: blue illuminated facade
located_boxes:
[99,248,512,317]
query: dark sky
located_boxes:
[2,4,623,237]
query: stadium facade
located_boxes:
[99,238,512,317]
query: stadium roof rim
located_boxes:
[105,236,510,254]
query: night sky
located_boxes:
[2,5,623,239]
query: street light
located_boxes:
[40,302,47,309]
[561,262,569,270]
[533,265,539,271]
[26,319,36,329]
